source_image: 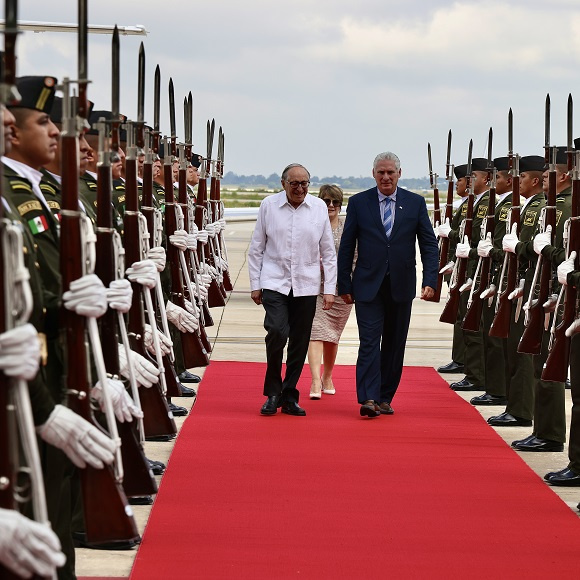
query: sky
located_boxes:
[12,0,580,179]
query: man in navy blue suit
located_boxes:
[337,152,439,417]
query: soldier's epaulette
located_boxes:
[556,197,566,203]
[476,205,488,218]
[9,179,33,193]
[86,181,97,190]
[498,207,510,222]
[114,184,125,191]
[17,200,42,215]
[40,182,58,196]
[528,200,541,208]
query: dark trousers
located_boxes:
[354,274,413,405]
[261,289,317,403]
[568,333,580,472]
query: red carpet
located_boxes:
[130,362,580,579]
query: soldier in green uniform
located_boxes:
[437,163,468,375]
[437,158,489,392]
[469,156,513,406]
[503,147,572,451]
[488,155,546,427]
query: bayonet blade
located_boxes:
[207,118,215,161]
[168,78,176,138]
[184,96,190,144]
[445,130,452,179]
[218,127,223,162]
[153,65,160,133]
[137,42,145,123]
[487,127,493,166]
[467,139,473,176]
[545,93,551,163]
[78,0,88,119]
[188,92,193,144]
[427,142,434,187]
[508,108,513,156]
[112,25,119,117]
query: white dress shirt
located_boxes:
[248,190,337,296]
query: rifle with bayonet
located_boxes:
[463,128,496,332]
[439,140,475,324]
[164,82,210,367]
[60,59,139,543]
[543,148,579,381]
[215,128,233,291]
[518,99,560,355]
[489,109,520,338]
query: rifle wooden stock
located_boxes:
[489,178,521,338]
[542,180,579,381]
[96,158,157,498]
[463,186,496,332]
[124,157,177,439]
[164,164,210,368]
[60,128,138,545]
[439,191,474,324]
[518,171,557,354]
[216,172,233,292]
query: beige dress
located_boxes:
[310,218,353,343]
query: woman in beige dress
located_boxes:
[308,185,354,399]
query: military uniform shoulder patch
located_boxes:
[523,210,538,227]
[498,207,510,222]
[556,210,563,225]
[17,200,42,216]
[46,200,61,210]
[116,195,126,204]
[476,205,488,219]
[528,200,541,208]
[27,214,50,235]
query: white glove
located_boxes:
[0,508,66,579]
[439,261,454,275]
[62,274,107,318]
[480,284,496,300]
[543,293,558,313]
[533,225,552,255]
[196,283,208,301]
[37,405,116,469]
[205,223,216,238]
[508,279,525,301]
[184,298,199,317]
[143,324,173,356]
[557,251,576,285]
[219,218,226,231]
[147,246,166,272]
[169,229,189,251]
[459,278,473,293]
[117,343,160,387]
[477,233,493,258]
[91,378,143,423]
[566,318,580,337]
[126,259,157,289]
[107,279,133,313]
[166,301,199,332]
[455,236,470,259]
[186,232,197,251]
[0,324,40,380]
[502,223,519,253]
[197,229,209,244]
[435,218,451,239]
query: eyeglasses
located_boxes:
[323,198,341,207]
[287,180,310,189]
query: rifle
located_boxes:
[542,98,578,378]
[489,109,520,338]
[94,113,157,498]
[439,140,474,324]
[163,122,210,367]
[518,118,560,356]
[60,70,139,544]
[215,127,233,291]
[425,141,441,302]
[463,128,495,332]
[116,36,176,440]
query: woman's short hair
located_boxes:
[318,184,344,204]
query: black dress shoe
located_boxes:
[72,531,141,550]
[510,433,536,447]
[128,495,154,505]
[145,434,176,442]
[147,458,166,475]
[470,393,508,406]
[512,436,564,452]
[179,371,201,383]
[168,401,188,417]
[450,378,481,391]
[360,400,380,418]
[487,412,532,427]
[260,396,280,415]
[437,361,465,374]
[179,384,197,397]
[281,401,306,416]
[544,468,580,486]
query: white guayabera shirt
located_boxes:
[248,190,337,297]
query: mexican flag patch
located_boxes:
[28,215,49,234]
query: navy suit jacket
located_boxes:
[337,186,438,303]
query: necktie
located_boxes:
[383,197,394,238]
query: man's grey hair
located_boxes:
[281,163,311,181]
[373,152,401,171]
